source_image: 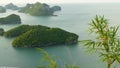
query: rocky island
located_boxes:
[18,2,61,16]
[4,25,78,47]
[51,6,61,12]
[0,14,21,24]
[0,6,6,13]
[5,3,19,10]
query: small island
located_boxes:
[0,6,6,13]
[5,3,19,10]
[4,25,78,47]
[51,6,61,12]
[0,14,21,24]
[18,2,61,16]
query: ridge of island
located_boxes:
[0,14,21,24]
[4,25,79,47]
[18,2,61,16]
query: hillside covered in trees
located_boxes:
[4,25,78,47]
[0,14,21,24]
[18,2,61,16]
[5,3,19,10]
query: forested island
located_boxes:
[18,2,61,16]
[0,6,6,13]
[4,25,78,47]
[5,3,19,10]
[0,14,21,24]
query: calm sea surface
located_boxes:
[0,3,120,68]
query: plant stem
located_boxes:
[107,63,111,68]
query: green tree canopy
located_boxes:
[4,25,78,47]
[0,14,21,24]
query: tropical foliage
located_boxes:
[81,15,120,68]
[37,48,79,68]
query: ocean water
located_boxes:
[0,3,120,68]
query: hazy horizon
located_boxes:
[1,0,120,5]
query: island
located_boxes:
[5,3,19,10]
[0,28,4,36]
[0,14,21,24]
[18,2,61,16]
[0,6,6,13]
[4,25,78,47]
[51,6,61,12]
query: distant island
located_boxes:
[0,6,6,13]
[18,2,61,16]
[5,3,19,10]
[0,14,21,24]
[51,6,61,12]
[4,25,78,47]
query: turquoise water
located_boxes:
[0,3,120,68]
